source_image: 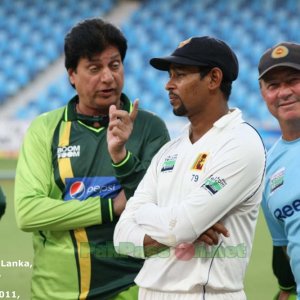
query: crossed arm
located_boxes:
[114,139,265,258]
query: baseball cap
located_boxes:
[258,42,300,79]
[150,36,239,81]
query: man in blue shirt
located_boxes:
[259,42,300,300]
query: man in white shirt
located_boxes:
[114,36,266,300]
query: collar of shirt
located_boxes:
[63,94,132,127]
[213,108,243,129]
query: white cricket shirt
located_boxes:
[114,109,266,293]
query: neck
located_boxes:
[189,106,229,144]
[281,121,300,141]
[76,103,107,117]
[75,103,109,128]
[76,98,123,117]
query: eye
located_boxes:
[266,82,279,90]
[111,61,121,70]
[288,77,300,85]
[173,71,186,79]
[168,70,186,79]
[177,73,185,77]
[88,65,100,73]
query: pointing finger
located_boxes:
[109,105,117,122]
[129,99,139,122]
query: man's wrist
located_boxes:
[110,148,127,164]
[112,150,131,167]
[279,285,297,292]
[143,235,168,257]
[275,290,297,300]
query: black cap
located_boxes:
[150,36,239,81]
[258,42,300,79]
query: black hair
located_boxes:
[219,82,232,100]
[199,67,232,100]
[64,18,127,71]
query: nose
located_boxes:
[165,77,175,91]
[277,83,293,99]
[101,68,114,83]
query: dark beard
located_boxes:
[173,102,188,116]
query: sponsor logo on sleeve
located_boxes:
[270,167,284,194]
[70,181,85,199]
[202,175,227,195]
[191,153,208,171]
[64,177,121,201]
[161,154,178,172]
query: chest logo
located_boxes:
[270,167,284,194]
[191,153,208,171]
[161,154,178,172]
[57,145,80,159]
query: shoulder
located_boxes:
[136,109,167,126]
[152,135,183,160]
[28,107,65,132]
[212,118,266,170]
[25,107,65,143]
[231,122,266,155]
[133,109,170,138]
[236,122,264,143]
[215,109,265,152]
[227,122,266,172]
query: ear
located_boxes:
[207,67,223,90]
[68,68,76,86]
[259,80,268,101]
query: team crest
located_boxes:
[271,45,289,59]
[191,153,208,171]
[270,167,285,194]
[161,154,178,172]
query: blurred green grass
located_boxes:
[0,158,32,299]
[245,209,277,299]
[0,158,277,299]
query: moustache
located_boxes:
[169,92,179,99]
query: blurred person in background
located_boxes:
[14,18,169,299]
[259,42,300,300]
[0,186,6,219]
[114,36,266,300]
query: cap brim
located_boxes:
[259,62,300,79]
[150,56,209,71]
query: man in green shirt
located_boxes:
[14,18,169,300]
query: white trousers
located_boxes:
[139,287,247,300]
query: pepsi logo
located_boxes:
[70,181,85,199]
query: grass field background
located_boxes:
[0,158,277,299]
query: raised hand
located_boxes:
[107,99,139,163]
